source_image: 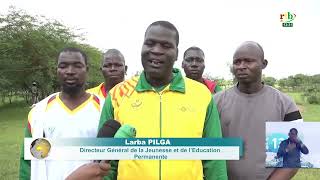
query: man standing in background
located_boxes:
[214,41,302,180]
[31,81,39,105]
[87,49,127,102]
[182,46,222,94]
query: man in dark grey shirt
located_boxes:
[277,128,309,168]
[214,41,302,180]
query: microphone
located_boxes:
[97,119,121,138]
[95,120,121,163]
[97,119,136,138]
[95,120,136,163]
[114,124,137,138]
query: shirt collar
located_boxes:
[135,68,185,93]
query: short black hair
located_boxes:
[183,46,205,59]
[145,21,179,46]
[103,49,125,60]
[58,47,88,65]
[102,49,125,65]
[289,128,298,134]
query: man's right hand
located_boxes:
[65,161,111,180]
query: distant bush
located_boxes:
[307,95,320,104]
[303,87,320,105]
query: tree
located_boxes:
[0,7,102,103]
[263,75,277,87]
[278,78,287,90]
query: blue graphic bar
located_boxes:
[48,138,243,156]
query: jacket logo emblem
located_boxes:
[131,99,142,110]
[45,127,55,137]
[179,105,195,112]
[180,106,187,112]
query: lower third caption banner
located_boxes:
[24,138,243,160]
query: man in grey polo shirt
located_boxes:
[214,41,302,180]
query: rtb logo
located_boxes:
[280,12,296,27]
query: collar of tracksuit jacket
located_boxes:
[135,68,185,93]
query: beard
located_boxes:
[61,83,83,96]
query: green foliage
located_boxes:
[303,86,320,105]
[203,73,234,90]
[306,95,320,104]
[263,76,277,87]
[0,7,102,102]
[0,7,74,94]
[277,74,320,105]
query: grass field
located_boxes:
[286,92,320,122]
[0,101,29,180]
[0,92,319,179]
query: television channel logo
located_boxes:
[280,12,296,27]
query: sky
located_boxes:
[1,0,319,79]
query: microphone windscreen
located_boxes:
[97,119,121,137]
[114,124,137,138]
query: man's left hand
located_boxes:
[65,161,111,180]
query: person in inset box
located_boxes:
[277,128,309,168]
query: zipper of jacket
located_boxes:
[159,92,162,180]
